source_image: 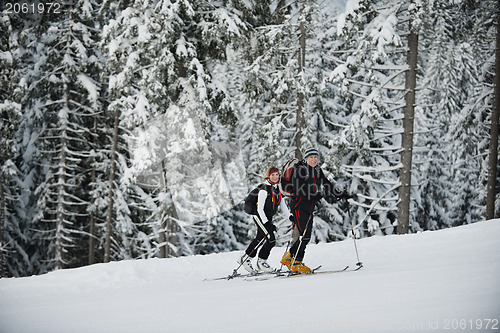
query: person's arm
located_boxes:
[319,168,337,197]
[320,169,353,200]
[256,189,268,223]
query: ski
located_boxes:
[204,269,279,281]
[312,263,362,275]
[280,264,323,277]
[277,265,348,279]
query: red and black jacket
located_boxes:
[290,160,340,208]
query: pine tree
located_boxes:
[0,13,23,276]
[486,0,500,220]
[329,0,412,236]
[416,0,497,227]
[25,2,104,270]
[101,0,249,258]
[448,0,497,224]
[414,0,459,230]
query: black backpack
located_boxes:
[244,184,267,215]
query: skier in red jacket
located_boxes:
[281,147,352,273]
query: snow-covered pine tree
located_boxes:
[5,23,51,275]
[0,13,23,276]
[236,0,295,182]
[102,0,249,258]
[23,2,106,270]
[413,0,459,230]
[329,0,418,236]
[98,0,166,262]
[303,1,355,242]
[444,0,497,224]
[184,1,251,254]
[415,0,497,228]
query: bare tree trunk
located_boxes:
[55,129,67,269]
[397,28,418,234]
[159,204,179,258]
[54,87,70,270]
[158,159,180,258]
[295,2,306,159]
[0,179,5,277]
[486,11,500,220]
[158,160,167,258]
[158,216,167,259]
[104,109,119,263]
[88,117,97,265]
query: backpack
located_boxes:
[279,158,299,197]
[244,184,266,215]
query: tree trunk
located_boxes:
[159,202,179,258]
[104,109,120,263]
[88,117,97,265]
[0,179,5,277]
[486,10,500,220]
[295,3,306,159]
[54,87,70,270]
[397,29,418,234]
[158,160,168,258]
[55,129,67,269]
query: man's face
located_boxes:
[306,155,318,167]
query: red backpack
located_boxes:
[279,158,299,197]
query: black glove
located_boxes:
[289,215,296,224]
[340,191,357,201]
[340,192,351,200]
[339,198,349,210]
[264,222,276,233]
[310,191,323,202]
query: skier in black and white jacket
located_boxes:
[239,166,291,273]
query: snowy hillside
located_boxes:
[1,220,499,333]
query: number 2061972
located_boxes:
[443,319,498,330]
[4,2,61,14]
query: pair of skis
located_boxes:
[205,263,363,282]
[245,264,362,281]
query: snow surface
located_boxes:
[1,220,499,333]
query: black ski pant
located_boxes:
[245,215,276,260]
[289,199,314,262]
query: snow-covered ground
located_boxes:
[1,220,499,333]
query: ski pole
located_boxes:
[278,225,293,272]
[348,207,363,267]
[279,239,291,272]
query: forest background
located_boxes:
[0,0,498,277]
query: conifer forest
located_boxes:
[0,0,498,277]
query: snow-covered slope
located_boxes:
[1,220,499,333]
